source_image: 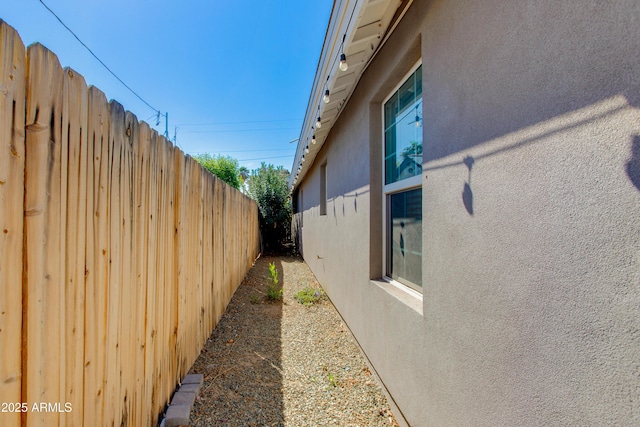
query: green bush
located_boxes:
[193,153,241,189]
[247,163,292,251]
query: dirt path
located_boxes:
[188,254,398,426]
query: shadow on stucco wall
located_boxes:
[462,155,475,215]
[627,135,640,192]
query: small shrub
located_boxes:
[266,262,283,301]
[250,294,261,304]
[294,287,325,306]
[268,262,279,286]
[266,284,283,301]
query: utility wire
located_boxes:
[176,119,301,127]
[38,0,163,117]
[181,127,299,134]
[236,154,294,162]
[195,148,294,154]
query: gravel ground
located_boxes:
[188,254,398,427]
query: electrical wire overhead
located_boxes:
[37,0,168,133]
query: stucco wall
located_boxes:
[296,0,640,425]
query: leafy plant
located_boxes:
[247,163,292,251]
[294,287,325,306]
[250,294,261,304]
[266,262,283,301]
[193,153,242,189]
[268,262,279,286]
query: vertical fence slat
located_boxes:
[202,171,214,341]
[144,128,160,425]
[84,85,109,427]
[135,121,151,427]
[105,100,124,426]
[0,20,25,427]
[24,42,65,427]
[212,178,223,325]
[121,110,138,426]
[62,66,89,427]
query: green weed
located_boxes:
[327,373,337,388]
[294,287,325,305]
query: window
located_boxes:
[320,162,327,216]
[383,63,422,292]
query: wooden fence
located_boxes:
[0,20,260,426]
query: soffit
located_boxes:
[289,0,404,190]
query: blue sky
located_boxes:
[1,0,333,171]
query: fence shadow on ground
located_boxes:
[188,255,285,426]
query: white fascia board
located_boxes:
[289,0,363,190]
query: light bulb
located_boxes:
[305,146,309,154]
[315,117,322,128]
[302,155,305,163]
[323,89,330,104]
[311,135,316,144]
[339,53,348,71]
[415,116,421,128]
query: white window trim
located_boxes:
[381,60,423,294]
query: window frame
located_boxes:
[320,162,327,216]
[381,60,423,295]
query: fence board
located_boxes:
[0,20,25,427]
[84,85,110,427]
[23,42,65,427]
[144,128,160,425]
[62,66,89,427]
[135,121,151,427]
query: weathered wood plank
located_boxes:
[144,128,160,425]
[84,85,109,427]
[24,42,65,427]
[174,149,187,378]
[105,100,125,426]
[119,110,137,426]
[213,178,224,325]
[202,171,214,340]
[62,66,89,427]
[0,20,25,427]
[135,121,151,427]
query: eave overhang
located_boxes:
[289,0,408,190]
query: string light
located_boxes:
[305,145,310,154]
[339,53,348,71]
[311,135,317,144]
[323,89,330,103]
[316,117,322,128]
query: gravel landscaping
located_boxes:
[188,254,398,426]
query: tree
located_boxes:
[247,163,291,251]
[193,154,241,189]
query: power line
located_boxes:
[194,148,294,154]
[37,0,165,119]
[181,127,299,134]
[237,154,294,162]
[176,119,302,127]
